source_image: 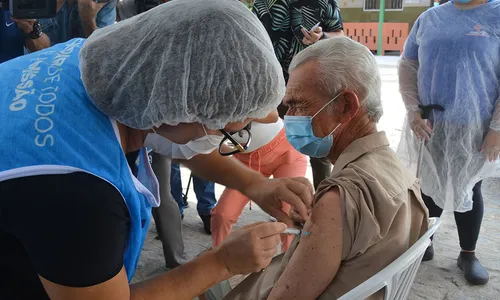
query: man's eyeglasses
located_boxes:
[218,124,252,156]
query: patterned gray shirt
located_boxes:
[254,0,343,81]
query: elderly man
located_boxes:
[253,0,344,190]
[224,36,429,300]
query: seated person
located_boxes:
[224,37,429,300]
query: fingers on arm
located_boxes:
[280,178,314,219]
[269,208,294,227]
[291,177,314,197]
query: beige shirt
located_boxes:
[224,132,429,300]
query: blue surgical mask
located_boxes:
[284,94,342,158]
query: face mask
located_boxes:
[284,94,342,158]
[144,126,222,160]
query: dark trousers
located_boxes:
[278,103,332,189]
[150,153,187,268]
[422,181,484,251]
[170,162,216,216]
[310,157,332,189]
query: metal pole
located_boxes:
[377,0,386,55]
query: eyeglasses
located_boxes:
[218,125,252,156]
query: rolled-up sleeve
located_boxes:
[323,0,343,32]
[315,173,380,261]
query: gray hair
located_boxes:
[289,36,383,122]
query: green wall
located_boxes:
[341,7,427,29]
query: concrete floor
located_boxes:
[134,56,500,299]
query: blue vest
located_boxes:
[0,39,159,281]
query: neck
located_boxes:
[117,122,149,154]
[328,113,377,163]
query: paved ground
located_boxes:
[134,56,500,299]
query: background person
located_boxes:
[0,0,53,63]
[0,0,114,64]
[171,162,217,234]
[225,36,429,300]
[40,0,117,45]
[253,0,344,190]
[397,0,500,286]
[0,1,314,299]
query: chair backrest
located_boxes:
[338,218,441,300]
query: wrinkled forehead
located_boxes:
[283,67,321,108]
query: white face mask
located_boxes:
[144,126,222,160]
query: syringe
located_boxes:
[282,228,311,236]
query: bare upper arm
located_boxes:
[40,267,131,300]
[268,188,343,300]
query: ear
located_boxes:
[337,91,360,123]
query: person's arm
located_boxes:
[268,189,343,300]
[398,58,420,110]
[179,150,313,225]
[95,0,117,27]
[301,0,343,45]
[24,34,51,52]
[41,251,229,300]
[3,172,286,300]
[322,0,344,38]
[489,88,500,132]
[129,251,229,300]
[481,87,500,161]
[398,18,421,111]
[10,18,51,52]
[42,221,287,300]
[397,18,433,141]
[78,0,108,37]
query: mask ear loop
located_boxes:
[312,93,343,137]
[202,125,208,136]
[328,123,342,135]
[312,93,342,119]
[152,127,158,134]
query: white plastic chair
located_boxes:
[338,217,441,300]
